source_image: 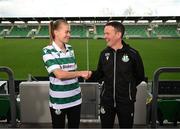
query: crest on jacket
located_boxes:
[105,53,110,61]
[122,54,129,62]
[100,107,106,114]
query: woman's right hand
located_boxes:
[79,71,92,80]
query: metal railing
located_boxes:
[0,67,17,128]
[151,67,180,128]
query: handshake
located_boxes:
[78,71,92,80]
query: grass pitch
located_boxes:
[0,38,180,80]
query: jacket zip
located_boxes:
[100,81,105,97]
[101,86,105,97]
[113,52,116,107]
[129,83,132,100]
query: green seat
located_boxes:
[158,99,180,122]
[155,25,178,37]
[0,26,11,36]
[0,96,20,121]
[96,25,104,36]
[10,25,37,36]
[0,97,10,118]
[71,25,86,37]
[125,25,148,37]
[37,26,48,36]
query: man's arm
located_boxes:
[134,51,145,86]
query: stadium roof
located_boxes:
[0,16,180,23]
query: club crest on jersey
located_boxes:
[69,51,74,57]
[105,53,110,61]
[122,54,129,62]
[55,109,61,115]
[57,52,61,57]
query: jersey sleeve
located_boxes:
[42,48,61,74]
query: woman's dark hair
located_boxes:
[105,21,125,38]
[49,19,68,43]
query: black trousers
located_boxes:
[100,102,134,128]
[50,104,81,129]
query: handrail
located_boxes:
[0,67,17,127]
[151,67,180,128]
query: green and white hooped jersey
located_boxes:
[42,42,82,110]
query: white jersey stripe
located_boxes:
[49,98,82,110]
[47,65,60,73]
[43,54,55,62]
[49,87,81,98]
[60,63,77,71]
[49,76,78,85]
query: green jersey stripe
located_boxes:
[45,57,75,66]
[50,82,79,91]
[49,93,81,104]
[49,99,82,109]
[43,48,57,54]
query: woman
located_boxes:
[42,20,90,128]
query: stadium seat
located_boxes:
[96,25,104,36]
[154,25,178,37]
[0,97,10,119]
[125,25,148,37]
[95,25,149,38]
[37,26,49,36]
[0,26,11,36]
[158,99,180,125]
[1,23,179,38]
[71,25,86,37]
[9,25,37,37]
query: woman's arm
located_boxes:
[53,69,91,80]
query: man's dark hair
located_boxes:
[105,21,125,38]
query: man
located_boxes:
[88,22,145,128]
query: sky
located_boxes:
[0,0,179,17]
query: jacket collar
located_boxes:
[106,40,128,52]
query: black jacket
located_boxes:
[89,40,145,106]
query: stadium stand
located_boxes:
[9,25,37,37]
[96,25,104,36]
[0,17,179,38]
[154,25,178,37]
[36,25,48,37]
[125,25,148,37]
[96,25,149,38]
[0,23,179,38]
[36,25,87,37]
[0,25,11,36]
[71,25,87,37]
